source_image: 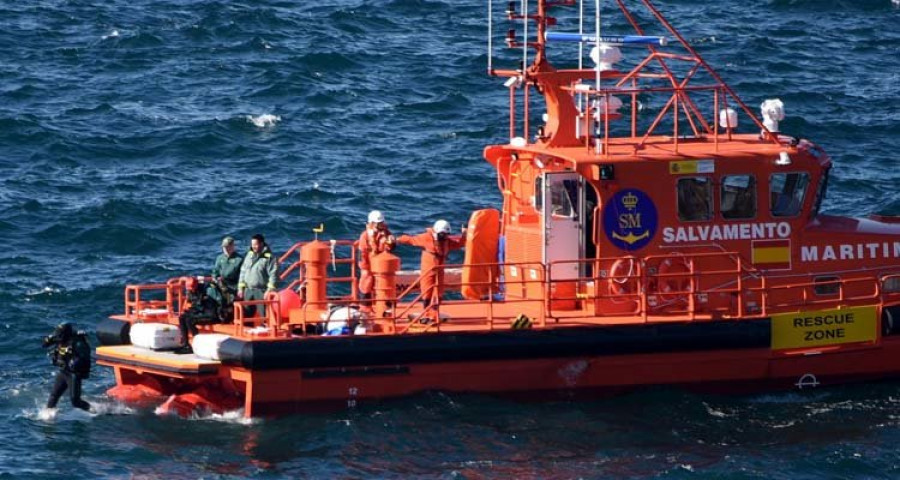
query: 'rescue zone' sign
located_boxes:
[771,306,877,350]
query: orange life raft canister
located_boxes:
[461,209,500,300]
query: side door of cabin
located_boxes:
[541,171,582,281]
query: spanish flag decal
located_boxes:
[752,239,791,270]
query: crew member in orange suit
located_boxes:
[357,210,395,304]
[397,219,465,312]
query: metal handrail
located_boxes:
[119,251,897,340]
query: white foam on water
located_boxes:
[246,114,281,128]
[202,409,256,425]
[25,286,61,297]
[703,403,730,418]
[34,407,57,421]
[770,420,797,429]
[154,398,255,425]
[102,29,120,40]
[90,400,137,416]
[26,405,95,422]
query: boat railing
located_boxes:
[491,0,779,153]
[121,276,198,322]
[117,253,899,340]
[274,260,548,337]
[543,251,751,320]
[389,261,549,334]
[757,272,882,315]
[232,290,281,337]
[563,82,745,155]
[226,251,897,339]
[122,282,173,321]
[545,252,892,321]
[279,239,359,298]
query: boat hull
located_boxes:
[96,318,900,416]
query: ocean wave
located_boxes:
[246,113,281,128]
[770,0,897,11]
[102,31,166,49]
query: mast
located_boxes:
[488,0,782,154]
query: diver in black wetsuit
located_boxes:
[176,277,229,354]
[43,323,91,411]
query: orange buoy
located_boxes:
[277,288,303,319]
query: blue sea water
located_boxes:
[2,0,900,477]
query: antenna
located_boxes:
[313,223,324,241]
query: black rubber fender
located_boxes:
[96,318,131,346]
[216,319,771,370]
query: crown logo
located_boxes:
[621,192,639,210]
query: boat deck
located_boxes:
[96,345,221,375]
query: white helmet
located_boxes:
[433,219,451,235]
[368,210,385,224]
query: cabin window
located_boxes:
[813,276,841,296]
[721,175,756,219]
[677,176,712,222]
[534,177,543,213]
[770,172,809,217]
[811,167,830,218]
[551,179,579,219]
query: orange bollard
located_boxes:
[300,241,330,321]
[371,252,401,318]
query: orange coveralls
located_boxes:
[358,226,394,296]
[397,228,464,306]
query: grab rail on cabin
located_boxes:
[545,252,895,322]
[540,252,751,320]
[758,272,882,315]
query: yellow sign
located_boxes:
[771,306,877,350]
[669,159,714,175]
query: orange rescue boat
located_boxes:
[96,0,900,417]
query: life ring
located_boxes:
[607,257,638,296]
[655,256,694,304]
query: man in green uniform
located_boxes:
[174,236,245,353]
[210,236,243,308]
[237,233,278,318]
